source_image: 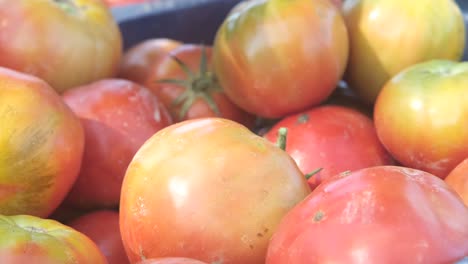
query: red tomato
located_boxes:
[374,60,468,178]
[445,158,468,206]
[0,0,122,93]
[118,38,182,85]
[137,258,208,264]
[0,214,107,263]
[343,0,465,104]
[0,67,84,218]
[213,0,349,118]
[119,118,311,264]
[145,44,255,128]
[68,210,128,264]
[264,105,394,189]
[266,166,468,264]
[62,79,172,209]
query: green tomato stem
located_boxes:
[305,167,323,180]
[276,127,288,151]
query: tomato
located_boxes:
[0,67,84,218]
[266,166,468,264]
[374,60,468,179]
[137,258,208,264]
[62,79,172,210]
[104,0,147,7]
[119,118,311,264]
[264,105,394,189]
[68,210,128,264]
[445,158,468,206]
[0,214,106,264]
[212,0,348,118]
[0,0,122,93]
[342,0,465,104]
[118,38,182,85]
[144,44,255,128]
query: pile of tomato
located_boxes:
[0,0,467,263]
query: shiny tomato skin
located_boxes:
[118,38,182,85]
[0,67,84,218]
[343,0,465,104]
[136,258,208,264]
[68,210,128,264]
[0,0,122,93]
[0,214,107,264]
[213,0,349,118]
[374,60,468,179]
[119,118,311,264]
[264,105,394,189]
[62,79,172,209]
[266,166,468,264]
[145,44,255,128]
[445,158,468,206]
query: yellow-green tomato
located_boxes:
[343,0,466,105]
[0,214,107,264]
[374,60,468,179]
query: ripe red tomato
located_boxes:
[213,0,349,118]
[145,44,255,128]
[137,258,208,264]
[342,0,465,104]
[374,60,468,178]
[68,210,128,264]
[0,0,123,93]
[119,38,182,85]
[0,67,84,218]
[62,79,172,209]
[445,158,468,206]
[266,166,468,264]
[264,105,394,189]
[0,214,107,263]
[119,118,311,264]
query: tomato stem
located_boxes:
[305,168,323,180]
[276,127,288,151]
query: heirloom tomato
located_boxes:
[0,67,84,218]
[264,105,394,190]
[137,258,208,264]
[374,60,468,178]
[343,0,465,104]
[0,0,123,93]
[213,0,349,118]
[119,38,182,85]
[445,158,468,206]
[0,214,107,264]
[119,118,311,264]
[62,79,172,209]
[266,166,468,264]
[145,44,255,128]
[69,210,128,264]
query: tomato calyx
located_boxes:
[52,0,82,15]
[305,168,323,180]
[158,47,222,121]
[275,127,288,151]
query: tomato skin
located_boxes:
[0,0,122,93]
[118,38,182,85]
[145,44,255,128]
[0,67,84,218]
[68,210,128,264]
[264,105,394,189]
[136,258,208,264]
[0,214,107,264]
[266,166,468,264]
[119,118,311,264]
[445,158,468,206]
[62,79,172,209]
[374,60,468,179]
[213,0,348,118]
[343,0,465,104]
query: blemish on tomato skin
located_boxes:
[297,113,309,124]
[313,210,325,222]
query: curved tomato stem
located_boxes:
[276,127,288,151]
